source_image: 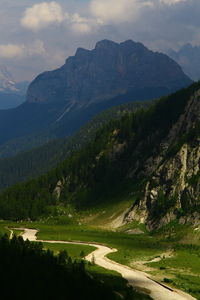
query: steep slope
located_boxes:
[124,87,200,230]
[0,40,192,157]
[0,101,149,189]
[0,82,199,228]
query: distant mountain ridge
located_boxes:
[0,39,192,156]
[0,65,29,109]
[168,43,200,81]
[0,65,17,93]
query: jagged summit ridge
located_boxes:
[0,39,192,157]
[27,39,192,105]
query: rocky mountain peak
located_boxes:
[26,39,192,106]
[95,39,118,50]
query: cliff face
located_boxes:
[27,40,192,106]
[124,89,200,230]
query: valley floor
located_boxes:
[4,228,198,300]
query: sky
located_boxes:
[0,0,199,81]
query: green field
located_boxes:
[43,242,95,260]
[146,246,200,299]
[0,220,199,299]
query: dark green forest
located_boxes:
[0,101,149,190]
[0,234,151,300]
[0,82,199,221]
[0,234,118,300]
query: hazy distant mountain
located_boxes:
[168,43,200,81]
[0,65,29,109]
[0,65,17,93]
[0,39,192,155]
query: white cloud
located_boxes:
[21,2,93,34]
[69,13,93,34]
[71,22,92,34]
[90,0,153,24]
[27,40,46,56]
[0,0,198,81]
[21,2,65,31]
[0,44,24,58]
[159,0,186,5]
[0,40,46,59]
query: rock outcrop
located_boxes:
[124,89,200,230]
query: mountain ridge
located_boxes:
[0,39,192,157]
[27,39,191,105]
[168,43,200,81]
[0,82,199,229]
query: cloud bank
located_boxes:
[0,0,198,81]
[21,2,65,31]
[0,40,45,59]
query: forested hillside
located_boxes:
[0,101,149,189]
[0,82,199,229]
[0,234,127,300]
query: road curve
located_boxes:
[18,228,196,300]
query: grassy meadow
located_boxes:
[0,219,199,299]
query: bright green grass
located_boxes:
[0,221,152,300]
[12,229,23,236]
[148,250,200,274]
[147,249,200,299]
[32,223,166,266]
[80,198,134,226]
[174,274,200,300]
[43,242,95,260]
[0,220,199,299]
[0,222,11,235]
[0,221,166,267]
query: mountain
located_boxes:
[0,81,199,229]
[0,65,29,109]
[27,39,191,105]
[0,93,25,110]
[0,40,192,157]
[0,65,17,93]
[168,43,200,81]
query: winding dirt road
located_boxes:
[17,228,196,300]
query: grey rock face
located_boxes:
[27,40,192,106]
[124,89,200,230]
